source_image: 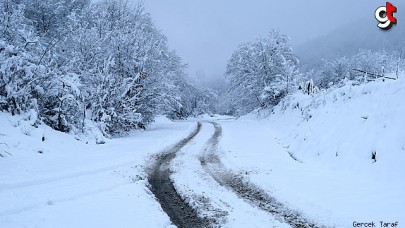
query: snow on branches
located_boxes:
[224,30,299,116]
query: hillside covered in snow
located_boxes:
[220,74,405,226]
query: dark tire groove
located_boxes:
[148,122,210,228]
[201,122,325,228]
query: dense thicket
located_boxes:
[0,0,213,136]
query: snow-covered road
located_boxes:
[1,109,404,227]
[148,123,209,227]
[200,122,317,227]
[165,121,288,227]
[148,120,321,227]
[153,116,403,228]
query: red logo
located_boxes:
[375,2,397,30]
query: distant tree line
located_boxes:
[300,50,402,89]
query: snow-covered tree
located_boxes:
[0,0,42,116]
[1,0,199,136]
[225,30,298,115]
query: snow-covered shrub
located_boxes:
[20,122,33,136]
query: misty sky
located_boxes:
[141,0,383,82]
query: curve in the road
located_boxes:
[148,122,210,228]
[201,122,322,228]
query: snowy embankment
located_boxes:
[0,114,195,228]
[218,76,405,227]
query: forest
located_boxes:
[1,0,403,136]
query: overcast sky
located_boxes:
[140,0,382,81]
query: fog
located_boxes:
[143,0,383,84]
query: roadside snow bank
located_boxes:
[260,77,405,168]
[218,77,405,227]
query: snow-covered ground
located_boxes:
[0,114,195,228]
[218,77,405,227]
[1,77,404,228]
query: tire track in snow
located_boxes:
[148,122,211,228]
[201,122,323,228]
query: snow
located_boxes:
[1,0,403,227]
[0,113,194,228]
[218,77,405,227]
[170,122,288,227]
[1,76,404,227]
